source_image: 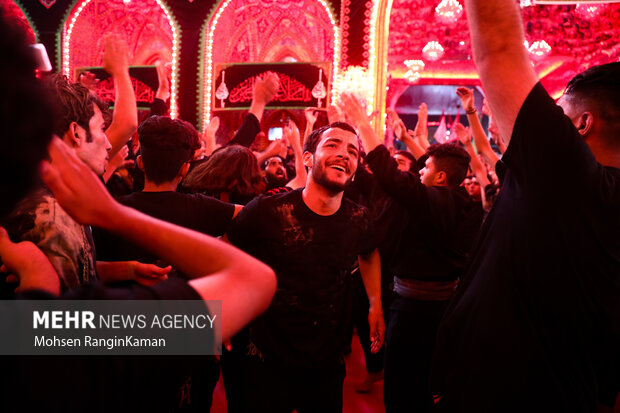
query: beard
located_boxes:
[265,173,288,189]
[311,162,353,194]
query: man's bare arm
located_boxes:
[465,0,537,144]
[358,249,385,353]
[41,138,276,342]
[102,33,138,158]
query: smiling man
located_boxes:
[227,122,384,412]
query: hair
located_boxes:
[138,116,200,185]
[261,155,285,170]
[564,62,620,144]
[303,122,359,155]
[45,74,107,142]
[425,143,471,188]
[0,10,54,218]
[183,145,264,197]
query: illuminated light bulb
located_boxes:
[422,41,445,61]
[435,0,463,25]
[574,3,607,19]
[528,40,551,61]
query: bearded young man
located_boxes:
[227,122,384,413]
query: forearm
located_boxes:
[402,135,425,160]
[465,0,537,143]
[358,249,382,309]
[106,71,138,157]
[358,122,382,153]
[468,112,500,166]
[96,261,134,283]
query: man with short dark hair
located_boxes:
[4,75,112,288]
[341,93,482,412]
[95,115,240,272]
[432,1,620,411]
[227,121,384,412]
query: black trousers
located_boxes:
[245,355,346,413]
[383,295,449,413]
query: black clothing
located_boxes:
[3,279,216,413]
[228,113,261,148]
[365,145,482,412]
[227,188,376,369]
[433,83,620,411]
[94,191,234,266]
[366,145,481,283]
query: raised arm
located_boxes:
[386,108,425,159]
[41,138,276,342]
[454,123,491,189]
[414,102,430,149]
[249,72,279,122]
[456,87,500,166]
[101,33,138,158]
[283,121,307,189]
[465,0,537,143]
[303,107,319,142]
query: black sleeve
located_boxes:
[226,196,263,254]
[227,113,261,148]
[502,82,599,196]
[358,207,378,256]
[365,145,430,212]
[195,195,236,236]
[148,98,169,117]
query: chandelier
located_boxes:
[574,4,608,20]
[422,41,445,61]
[528,40,551,61]
[404,60,425,84]
[336,66,373,113]
[435,0,463,25]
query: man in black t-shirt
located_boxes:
[95,116,240,272]
[431,1,620,411]
[227,122,385,412]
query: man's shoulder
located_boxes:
[4,187,81,242]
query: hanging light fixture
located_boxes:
[422,41,445,61]
[574,3,608,20]
[404,59,425,84]
[435,0,463,25]
[528,40,551,61]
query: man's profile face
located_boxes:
[264,156,287,185]
[393,153,412,172]
[76,104,111,176]
[419,156,438,187]
[309,128,360,193]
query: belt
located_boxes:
[393,276,458,301]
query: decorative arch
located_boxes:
[0,0,37,43]
[368,0,394,136]
[58,0,181,118]
[200,0,340,131]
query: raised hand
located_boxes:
[78,71,99,93]
[327,104,344,124]
[253,72,280,106]
[456,87,475,112]
[304,107,319,126]
[454,123,473,146]
[102,32,129,77]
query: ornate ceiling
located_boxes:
[388,1,620,96]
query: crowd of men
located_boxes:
[0,0,617,411]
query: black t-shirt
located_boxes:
[227,189,376,368]
[94,191,234,265]
[3,279,217,412]
[433,83,620,411]
[365,145,482,283]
